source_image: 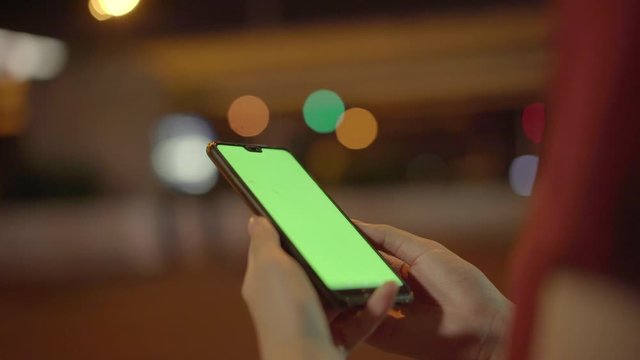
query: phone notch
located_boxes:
[244,145,263,153]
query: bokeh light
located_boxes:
[336,107,378,150]
[2,31,67,81]
[509,155,539,196]
[88,0,112,21]
[305,138,350,183]
[303,89,345,133]
[151,114,218,195]
[0,81,29,137]
[522,102,545,144]
[97,0,140,17]
[227,95,269,137]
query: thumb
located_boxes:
[247,216,280,258]
[331,281,399,351]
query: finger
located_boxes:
[243,216,286,300]
[243,217,334,347]
[324,253,405,323]
[379,252,436,305]
[245,215,307,285]
[247,216,280,258]
[354,220,443,266]
[243,217,323,312]
[380,252,411,279]
[331,281,399,350]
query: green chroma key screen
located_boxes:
[218,144,402,290]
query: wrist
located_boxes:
[477,298,513,360]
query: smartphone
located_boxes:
[207,141,413,307]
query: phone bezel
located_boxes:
[207,141,413,308]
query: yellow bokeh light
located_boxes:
[88,0,112,21]
[97,0,140,17]
[228,95,270,137]
[336,108,378,150]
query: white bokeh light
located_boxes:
[151,114,217,195]
[509,155,539,196]
[4,32,67,81]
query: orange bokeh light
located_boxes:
[336,108,378,150]
[227,95,269,137]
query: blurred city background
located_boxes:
[1,0,547,359]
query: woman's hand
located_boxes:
[354,220,513,360]
[242,216,399,360]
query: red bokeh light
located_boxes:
[522,102,545,144]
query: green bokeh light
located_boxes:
[303,89,345,133]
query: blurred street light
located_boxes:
[0,29,67,81]
[89,0,140,20]
[509,155,539,196]
[151,114,218,195]
[303,89,345,134]
[336,107,378,150]
[227,95,269,137]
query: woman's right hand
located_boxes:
[354,221,513,360]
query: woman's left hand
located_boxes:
[242,216,399,360]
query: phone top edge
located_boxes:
[208,141,288,151]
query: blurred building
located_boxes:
[0,1,546,359]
